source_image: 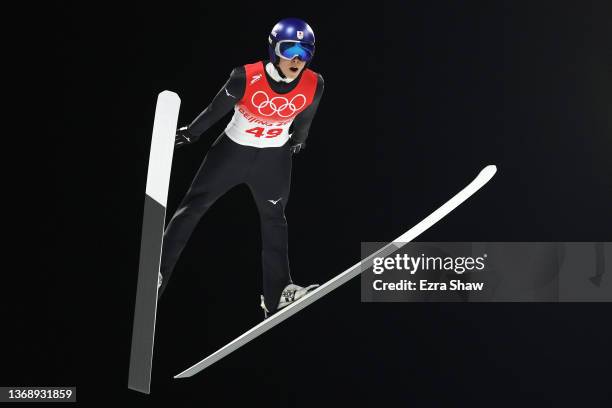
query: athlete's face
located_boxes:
[277,57,306,79]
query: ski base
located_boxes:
[128,91,181,394]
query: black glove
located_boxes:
[175,126,198,148]
[289,141,306,154]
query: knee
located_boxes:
[166,195,212,225]
[260,210,287,227]
[259,201,287,219]
[178,191,216,213]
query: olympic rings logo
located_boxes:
[251,91,306,118]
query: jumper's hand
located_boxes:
[289,142,306,154]
[175,126,198,148]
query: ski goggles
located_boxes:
[275,40,315,62]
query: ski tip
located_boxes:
[479,165,497,180]
[158,90,181,102]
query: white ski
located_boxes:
[129,91,181,394]
[175,165,497,379]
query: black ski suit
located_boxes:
[159,61,324,313]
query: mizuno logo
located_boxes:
[224,88,236,98]
[267,197,282,205]
[251,74,262,85]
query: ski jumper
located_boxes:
[159,61,324,313]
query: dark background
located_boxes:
[8,1,612,406]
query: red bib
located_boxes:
[224,61,318,148]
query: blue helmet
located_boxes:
[268,18,316,64]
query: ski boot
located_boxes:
[260,283,320,319]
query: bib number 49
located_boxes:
[245,127,283,138]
